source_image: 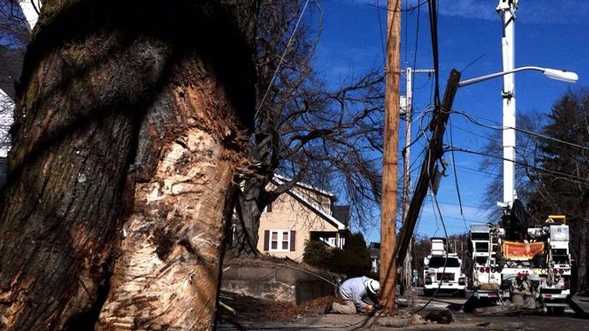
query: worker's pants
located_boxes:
[512,292,536,309]
[331,300,357,314]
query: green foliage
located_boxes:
[528,91,589,220]
[526,91,589,291]
[303,239,333,267]
[303,232,372,277]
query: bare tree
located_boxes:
[0,0,31,48]
[0,1,29,182]
[478,112,542,222]
[230,0,385,255]
[0,1,258,330]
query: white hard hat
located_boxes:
[367,279,380,295]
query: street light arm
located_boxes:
[458,66,545,87]
[458,66,578,87]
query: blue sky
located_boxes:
[312,0,589,241]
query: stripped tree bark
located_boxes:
[0,0,257,330]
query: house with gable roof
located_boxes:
[256,175,351,262]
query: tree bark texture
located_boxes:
[0,1,257,330]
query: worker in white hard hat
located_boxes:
[331,276,380,314]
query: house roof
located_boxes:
[369,242,381,249]
[333,205,350,227]
[272,175,346,231]
[273,174,335,198]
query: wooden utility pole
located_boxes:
[379,0,401,314]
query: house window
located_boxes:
[270,230,290,251]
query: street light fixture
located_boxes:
[458,66,579,87]
[457,65,578,208]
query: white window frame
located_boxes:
[269,229,290,252]
[328,237,336,247]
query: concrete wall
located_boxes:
[222,258,336,305]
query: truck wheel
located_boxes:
[458,290,466,298]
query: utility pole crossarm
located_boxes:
[395,69,462,267]
[413,69,436,74]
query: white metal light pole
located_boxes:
[497,0,518,208]
[457,2,577,211]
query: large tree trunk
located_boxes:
[0,1,257,330]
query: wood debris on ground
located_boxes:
[218,292,333,323]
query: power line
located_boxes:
[454,165,500,178]
[448,146,589,186]
[438,215,490,225]
[256,0,311,120]
[375,0,386,66]
[402,105,435,155]
[414,176,449,312]
[424,196,487,211]
[453,110,589,152]
[426,0,441,107]
[365,0,429,13]
[448,120,465,218]
[404,0,408,64]
[412,0,422,70]
[452,123,497,141]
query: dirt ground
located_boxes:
[218,292,332,322]
[218,311,589,330]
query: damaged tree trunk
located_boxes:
[0,1,257,330]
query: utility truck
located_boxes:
[468,207,572,312]
[423,238,466,296]
[468,224,503,302]
[462,0,578,314]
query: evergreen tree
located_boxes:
[527,91,589,292]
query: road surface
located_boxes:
[218,288,589,330]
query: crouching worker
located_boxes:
[331,276,380,314]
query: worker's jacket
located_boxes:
[338,276,373,311]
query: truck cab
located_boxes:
[423,238,466,296]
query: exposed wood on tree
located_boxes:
[0,0,257,330]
